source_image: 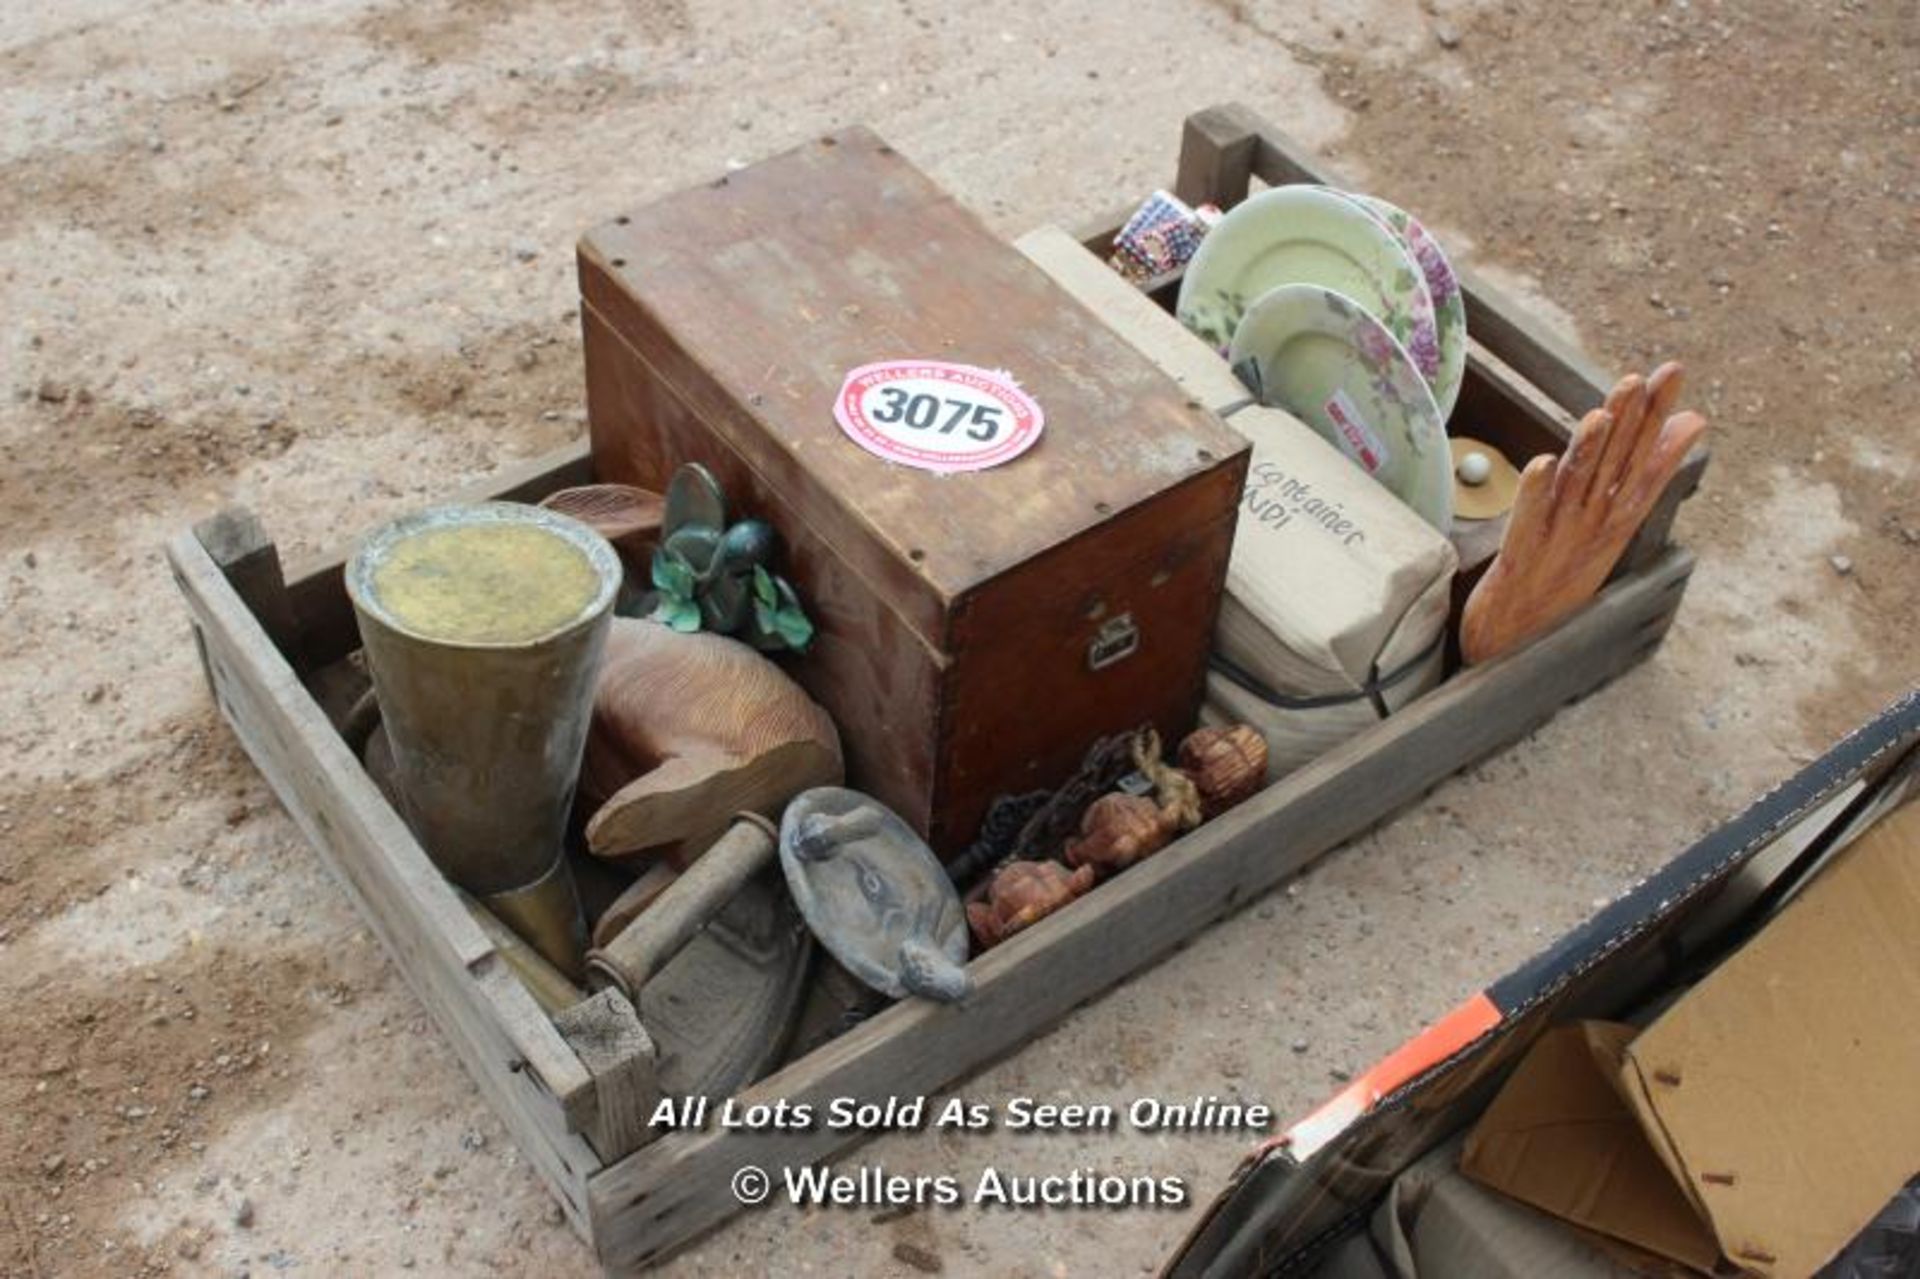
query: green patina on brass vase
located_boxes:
[347,502,621,980]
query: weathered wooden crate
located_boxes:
[165,103,1706,1273]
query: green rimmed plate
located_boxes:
[1342,192,1468,420]
[1228,283,1453,533]
[1176,185,1437,382]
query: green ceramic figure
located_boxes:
[638,463,815,653]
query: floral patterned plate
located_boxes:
[1176,185,1438,384]
[1228,283,1453,533]
[1339,191,1468,420]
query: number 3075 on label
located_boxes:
[833,360,1045,474]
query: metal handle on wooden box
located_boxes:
[1088,613,1140,672]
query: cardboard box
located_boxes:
[1167,688,1920,1279]
[1460,1023,1715,1270]
[1463,797,1920,1277]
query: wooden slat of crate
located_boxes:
[166,527,607,1228]
[585,547,1694,1271]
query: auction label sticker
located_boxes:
[1322,388,1391,476]
[833,360,1044,474]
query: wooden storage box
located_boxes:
[166,104,1706,1273]
[576,127,1249,855]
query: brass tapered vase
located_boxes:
[346,502,621,980]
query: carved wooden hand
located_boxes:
[1461,362,1706,664]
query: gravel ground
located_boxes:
[2,0,1913,1275]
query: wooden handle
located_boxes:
[585,814,779,998]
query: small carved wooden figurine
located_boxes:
[966,860,1098,950]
